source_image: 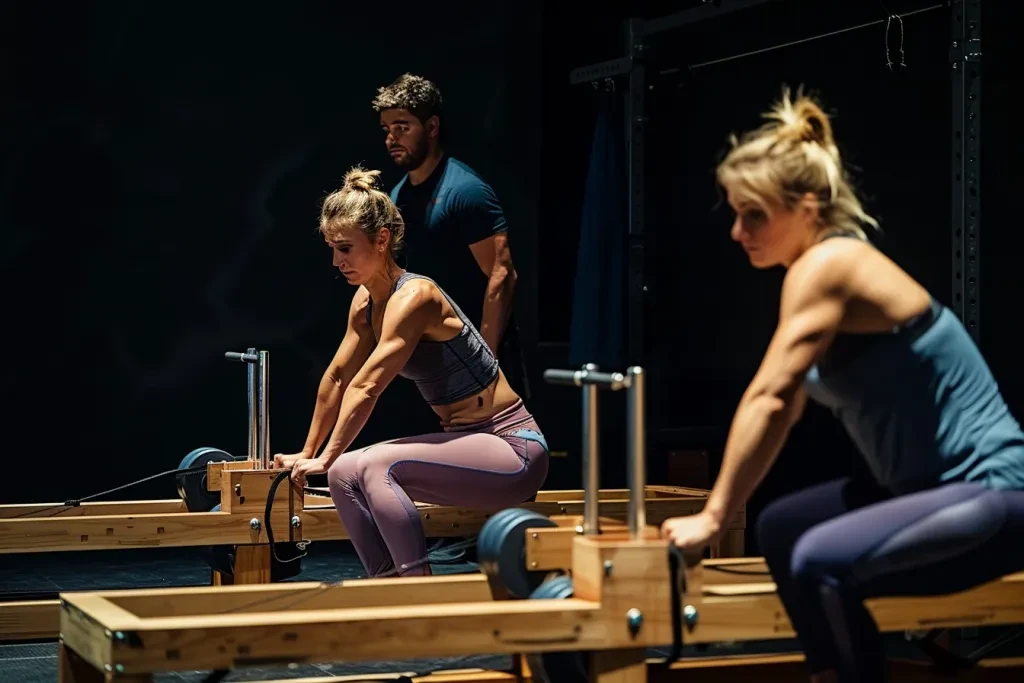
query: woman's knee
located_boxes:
[354,447,395,492]
[327,453,361,493]
[790,530,832,584]
[756,495,803,561]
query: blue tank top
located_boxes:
[366,272,500,405]
[803,280,1024,494]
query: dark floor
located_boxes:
[3,543,1022,682]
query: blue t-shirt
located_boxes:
[390,156,507,328]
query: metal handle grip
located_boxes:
[225,351,259,363]
[542,369,582,385]
[543,368,628,390]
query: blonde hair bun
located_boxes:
[320,165,406,257]
[716,85,879,240]
[343,167,381,192]
[768,88,838,157]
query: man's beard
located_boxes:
[391,140,428,169]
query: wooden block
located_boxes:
[59,640,106,683]
[220,469,301,517]
[211,545,272,586]
[526,513,743,573]
[206,460,257,492]
[526,526,660,572]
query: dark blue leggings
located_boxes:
[757,478,1024,682]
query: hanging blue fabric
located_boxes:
[569,90,627,369]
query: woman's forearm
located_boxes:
[318,385,378,465]
[703,393,801,527]
[300,372,346,456]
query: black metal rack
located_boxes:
[571,0,983,355]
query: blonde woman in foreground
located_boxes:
[659,88,1024,683]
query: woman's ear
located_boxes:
[800,192,822,224]
[377,227,391,253]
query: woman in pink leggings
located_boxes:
[273,166,548,578]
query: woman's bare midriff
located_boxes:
[431,371,521,428]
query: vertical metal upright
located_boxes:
[581,364,601,536]
[950,0,982,345]
[246,347,259,462]
[625,18,647,365]
[258,350,271,469]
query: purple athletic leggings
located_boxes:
[327,399,548,577]
[757,477,1024,682]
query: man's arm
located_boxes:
[701,248,850,529]
[299,288,376,457]
[316,283,438,465]
[453,181,517,354]
[469,232,517,354]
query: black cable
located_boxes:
[707,565,772,576]
[11,462,214,519]
[262,469,477,575]
[264,469,309,565]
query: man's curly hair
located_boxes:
[372,73,443,125]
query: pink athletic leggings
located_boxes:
[327,400,549,577]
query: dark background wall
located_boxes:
[2,1,1017,555]
[0,1,544,503]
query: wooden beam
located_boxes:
[0,486,722,554]
[234,671,519,683]
[0,509,292,553]
[0,599,60,641]
[678,551,1024,644]
[100,574,493,618]
[648,653,1024,683]
[3,576,496,641]
[0,500,186,519]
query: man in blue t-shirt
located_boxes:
[372,73,529,400]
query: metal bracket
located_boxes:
[626,18,647,365]
[949,0,982,344]
[569,57,634,85]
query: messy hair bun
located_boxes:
[343,167,381,192]
[716,86,878,240]
[320,165,405,258]
[770,94,838,159]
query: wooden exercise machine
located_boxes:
[0,353,744,643]
[53,364,1024,683]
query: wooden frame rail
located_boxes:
[0,470,745,643]
[54,533,1024,682]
